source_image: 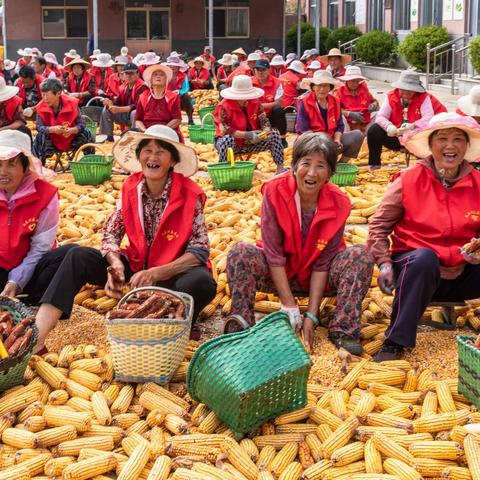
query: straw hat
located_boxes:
[140,52,161,66]
[64,49,80,59]
[218,53,234,66]
[402,112,480,162]
[270,55,285,67]
[64,58,91,71]
[188,56,208,68]
[307,60,321,70]
[232,47,247,57]
[457,85,480,117]
[0,77,19,102]
[17,47,33,57]
[0,129,43,176]
[143,64,173,85]
[287,60,306,75]
[3,59,16,71]
[114,55,129,66]
[247,53,261,62]
[300,70,340,90]
[337,65,367,82]
[92,53,114,68]
[44,53,59,65]
[113,125,198,177]
[319,48,352,65]
[391,70,425,93]
[285,53,297,65]
[220,74,264,101]
[162,55,188,72]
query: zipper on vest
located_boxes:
[445,190,454,265]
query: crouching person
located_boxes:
[225,133,374,354]
[33,126,217,352]
[33,79,92,165]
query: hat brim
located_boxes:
[64,58,91,70]
[162,62,188,73]
[220,86,264,100]
[141,57,161,66]
[337,74,366,82]
[112,131,198,177]
[288,66,306,75]
[403,124,480,162]
[0,85,20,102]
[300,77,340,90]
[391,80,425,93]
[92,59,114,68]
[318,53,352,65]
[218,60,234,66]
[188,60,209,69]
[457,96,480,117]
[232,48,247,57]
[143,64,173,85]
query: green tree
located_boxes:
[356,30,397,65]
[286,23,330,54]
[326,25,362,51]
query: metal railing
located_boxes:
[338,37,362,63]
[451,43,471,94]
[425,34,470,90]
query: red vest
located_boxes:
[91,66,113,91]
[188,67,210,89]
[3,96,23,124]
[252,75,281,115]
[227,65,253,85]
[0,178,58,270]
[118,78,146,107]
[17,75,43,107]
[36,94,79,151]
[270,66,287,78]
[168,71,186,91]
[214,98,262,147]
[261,173,350,289]
[68,71,94,105]
[429,93,448,115]
[50,65,64,79]
[299,92,341,137]
[216,66,232,81]
[105,73,122,99]
[279,70,302,108]
[388,89,428,127]
[121,172,206,272]
[40,67,53,81]
[391,163,480,267]
[330,66,346,78]
[336,82,373,126]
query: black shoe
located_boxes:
[373,339,404,362]
[106,135,114,142]
[188,118,195,126]
[281,138,288,148]
[329,332,363,355]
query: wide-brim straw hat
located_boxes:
[162,56,188,72]
[391,70,425,93]
[457,85,480,117]
[113,124,198,177]
[288,60,306,75]
[44,53,58,65]
[232,47,247,57]
[0,77,19,102]
[218,54,234,66]
[64,49,80,59]
[64,58,91,70]
[270,55,285,67]
[92,53,114,68]
[188,56,208,68]
[337,65,366,82]
[140,52,161,66]
[17,48,33,57]
[220,74,264,100]
[3,59,16,71]
[143,64,173,85]
[0,129,44,176]
[401,112,480,162]
[300,70,340,90]
[319,48,352,65]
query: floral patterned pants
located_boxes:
[226,242,374,338]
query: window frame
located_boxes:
[41,5,88,39]
[204,6,250,38]
[344,0,356,25]
[367,0,384,31]
[328,0,339,30]
[393,0,411,31]
[420,0,443,26]
[124,6,171,41]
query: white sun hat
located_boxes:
[220,74,264,101]
[337,65,367,82]
[92,53,114,68]
[0,77,19,102]
[3,59,16,71]
[0,129,44,176]
[44,53,59,65]
[133,53,145,65]
[265,48,277,55]
[17,47,33,57]
[162,55,188,73]
[300,69,340,90]
[113,125,198,177]
[247,52,261,62]
[285,53,297,65]
[64,49,80,59]
[140,51,161,66]
[218,53,234,66]
[288,60,306,75]
[114,55,129,66]
[143,64,173,85]
[457,85,480,117]
[270,55,285,67]
[307,60,321,70]
[121,46,129,56]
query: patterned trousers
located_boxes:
[226,242,374,338]
[215,129,284,166]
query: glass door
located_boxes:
[367,0,384,31]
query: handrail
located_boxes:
[429,35,468,54]
[338,36,361,50]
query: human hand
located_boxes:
[386,125,398,137]
[245,131,262,144]
[461,237,480,265]
[368,102,379,113]
[129,269,158,289]
[109,106,120,115]
[378,262,395,294]
[63,128,75,138]
[105,262,125,299]
[49,126,63,135]
[348,112,365,123]
[280,304,303,332]
[102,98,113,108]
[334,139,344,153]
[397,123,415,135]
[302,316,315,353]
[0,281,17,298]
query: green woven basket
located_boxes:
[188,113,215,144]
[187,311,312,435]
[199,105,216,125]
[69,143,113,186]
[0,297,38,392]
[85,119,97,143]
[330,163,359,187]
[458,335,480,409]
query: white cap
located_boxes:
[288,60,306,75]
[247,52,261,61]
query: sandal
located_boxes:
[223,315,251,334]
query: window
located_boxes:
[328,0,338,29]
[205,0,249,38]
[394,0,410,30]
[344,0,356,25]
[125,8,170,40]
[421,0,442,26]
[368,0,384,30]
[41,0,87,39]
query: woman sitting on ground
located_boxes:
[33,125,217,352]
[367,113,480,361]
[226,133,374,354]
[296,70,364,163]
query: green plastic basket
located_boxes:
[0,297,38,392]
[188,113,215,144]
[69,143,113,186]
[187,311,312,435]
[458,335,480,409]
[199,105,216,125]
[330,163,359,187]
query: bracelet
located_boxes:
[304,312,319,326]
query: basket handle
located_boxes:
[72,143,110,164]
[227,147,235,167]
[201,112,214,128]
[85,96,105,107]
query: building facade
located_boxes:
[4,0,284,60]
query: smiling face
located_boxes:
[294,151,330,199]
[329,56,342,70]
[312,83,331,101]
[429,127,468,173]
[0,155,26,195]
[138,139,175,182]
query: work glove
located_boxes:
[368,102,379,113]
[386,125,398,137]
[280,305,303,332]
[245,131,262,144]
[97,89,105,96]
[378,262,395,295]
[348,112,365,123]
[397,123,415,135]
[23,107,34,118]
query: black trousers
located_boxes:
[367,123,402,166]
[268,106,287,136]
[39,246,217,323]
[180,93,194,121]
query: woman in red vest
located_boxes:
[64,58,96,107]
[367,70,447,170]
[91,53,114,96]
[214,74,286,174]
[226,133,374,353]
[0,77,31,139]
[296,70,364,163]
[279,60,306,108]
[16,65,43,109]
[336,65,379,132]
[33,125,216,351]
[104,55,127,100]
[270,55,287,78]
[135,64,183,141]
[164,55,194,125]
[44,53,64,80]
[200,46,216,78]
[216,54,234,92]
[367,113,480,361]
[319,48,351,79]
[187,57,213,90]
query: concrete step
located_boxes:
[428,83,458,95]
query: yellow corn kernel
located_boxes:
[315,424,333,442]
[110,385,134,415]
[0,464,30,480]
[117,442,151,480]
[54,436,114,456]
[91,391,112,426]
[300,459,333,480]
[414,458,457,477]
[83,424,125,444]
[359,370,406,389]
[192,463,237,480]
[171,467,212,480]
[63,453,117,480]
[322,416,359,458]
[365,413,414,432]
[139,391,186,417]
[274,406,313,425]
[141,382,191,410]
[44,407,92,431]
[2,428,39,449]
[270,442,299,477]
[16,452,52,476]
[413,411,469,433]
[69,369,103,392]
[33,359,67,390]
[145,409,165,428]
[36,425,77,447]
[310,407,343,430]
[240,438,259,462]
[44,455,76,476]
[391,433,434,448]
[331,441,365,467]
[364,438,383,474]
[298,440,314,469]
[322,460,366,480]
[464,434,480,480]
[277,461,303,480]
[442,466,473,480]
[66,396,93,413]
[402,369,418,393]
[383,458,422,480]
[69,358,107,375]
[197,410,221,434]
[23,415,46,433]
[409,440,464,460]
[338,359,368,392]
[330,390,348,419]
[145,454,172,480]
[257,445,276,470]
[223,438,259,480]
[371,432,416,466]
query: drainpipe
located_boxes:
[93,0,99,50]
[208,0,213,53]
[297,0,302,57]
[2,3,7,58]
[314,0,320,52]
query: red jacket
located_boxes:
[336,82,374,127]
[105,73,122,99]
[260,173,350,289]
[227,65,253,85]
[270,66,287,78]
[121,172,206,272]
[392,163,480,267]
[50,65,64,79]
[188,67,210,89]
[91,66,113,91]
[252,75,281,115]
[279,70,303,108]
[36,94,79,151]
[167,71,186,91]
[2,96,23,124]
[67,71,95,106]
[298,92,341,137]
[17,75,43,107]
[40,67,53,81]
[117,78,146,107]
[0,178,57,270]
[216,66,232,81]
[214,98,262,147]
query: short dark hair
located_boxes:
[14,152,30,172]
[40,78,63,94]
[292,132,338,176]
[19,65,36,79]
[35,57,47,68]
[135,138,180,164]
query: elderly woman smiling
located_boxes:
[226,133,374,354]
[367,113,480,361]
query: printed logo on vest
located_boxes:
[316,239,328,251]
[161,229,179,241]
[465,210,480,222]
[22,217,38,232]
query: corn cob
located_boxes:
[223,438,259,480]
[330,441,365,467]
[301,459,334,480]
[146,454,172,480]
[111,385,135,415]
[91,391,112,426]
[240,438,259,462]
[167,442,221,462]
[365,413,414,432]
[450,425,469,444]
[276,424,318,435]
[442,466,473,480]
[171,468,211,480]
[359,370,406,389]
[436,381,457,413]
[310,407,343,430]
[197,410,220,434]
[414,458,457,477]
[69,358,107,375]
[44,407,92,431]
[278,461,303,480]
[141,382,191,410]
[13,448,44,463]
[15,452,52,476]
[192,462,237,480]
[163,414,188,435]
[2,427,40,449]
[139,391,187,417]
[275,406,313,425]
[371,432,416,466]
[23,415,46,432]
[66,396,94,412]
[464,434,480,480]
[420,391,438,417]
[402,370,418,393]
[322,460,366,480]
[63,453,117,480]
[17,401,43,423]
[33,360,68,390]
[117,441,151,480]
[257,444,276,469]
[253,434,305,449]
[408,440,464,460]
[44,455,76,476]
[69,369,103,391]
[382,404,414,419]
[330,390,348,419]
[364,438,383,474]
[36,425,77,447]
[270,442,299,477]
[145,409,165,428]
[54,436,114,456]
[113,413,141,429]
[0,464,30,480]
[354,392,377,417]
[316,390,332,409]
[0,387,40,416]
[315,424,333,442]
[48,389,69,405]
[322,416,359,458]
[65,378,94,400]
[392,433,434,448]
[413,411,469,433]
[383,458,422,480]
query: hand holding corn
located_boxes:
[461,238,480,264]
